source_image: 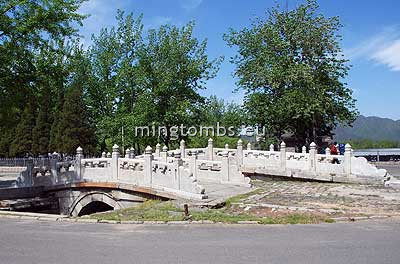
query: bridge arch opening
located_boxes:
[69,192,121,217]
[78,201,114,216]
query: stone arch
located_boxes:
[69,191,122,217]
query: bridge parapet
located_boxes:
[11,139,393,201]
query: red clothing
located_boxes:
[330,145,338,155]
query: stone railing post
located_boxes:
[112,144,120,180]
[25,158,34,187]
[161,145,168,162]
[144,146,153,186]
[208,138,214,160]
[125,149,129,158]
[174,151,183,166]
[189,151,198,179]
[101,152,106,158]
[221,151,230,182]
[237,139,243,166]
[174,151,183,190]
[280,141,286,170]
[302,146,307,154]
[180,140,186,158]
[344,143,352,176]
[325,147,331,155]
[76,146,84,181]
[247,142,252,150]
[106,152,111,158]
[309,142,317,172]
[225,144,229,149]
[155,143,161,157]
[50,152,58,184]
[269,144,274,152]
[129,147,135,159]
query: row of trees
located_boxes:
[0,0,357,157]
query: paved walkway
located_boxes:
[192,181,252,206]
[1,217,400,264]
[377,163,400,177]
[232,179,400,218]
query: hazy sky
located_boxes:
[78,0,400,120]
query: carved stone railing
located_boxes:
[14,137,393,198]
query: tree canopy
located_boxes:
[224,0,358,147]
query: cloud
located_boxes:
[345,26,400,72]
[179,0,203,11]
[146,16,172,29]
[372,40,400,71]
[78,0,129,45]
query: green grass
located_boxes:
[89,199,334,224]
[90,200,184,222]
[225,189,265,207]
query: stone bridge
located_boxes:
[1,139,396,216]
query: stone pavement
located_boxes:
[232,178,400,218]
[187,181,253,207]
[1,217,400,264]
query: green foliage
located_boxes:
[134,21,222,147]
[86,13,223,151]
[224,0,358,147]
[10,101,36,157]
[57,46,97,155]
[187,95,246,148]
[347,139,400,149]
[0,0,86,157]
[32,87,52,156]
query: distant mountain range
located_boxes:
[334,116,400,142]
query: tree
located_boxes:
[32,86,52,156]
[0,0,87,156]
[58,46,97,155]
[188,96,246,148]
[9,101,36,157]
[225,0,358,147]
[87,11,143,152]
[136,21,222,148]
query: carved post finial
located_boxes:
[129,147,135,159]
[344,143,352,176]
[180,139,186,158]
[155,143,161,157]
[280,141,286,170]
[145,145,152,155]
[112,144,119,153]
[208,138,214,160]
[111,144,120,180]
[247,142,252,150]
[161,145,168,161]
[309,142,317,172]
[76,146,83,155]
[325,147,331,155]
[269,144,274,152]
[237,139,243,165]
[302,146,307,153]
